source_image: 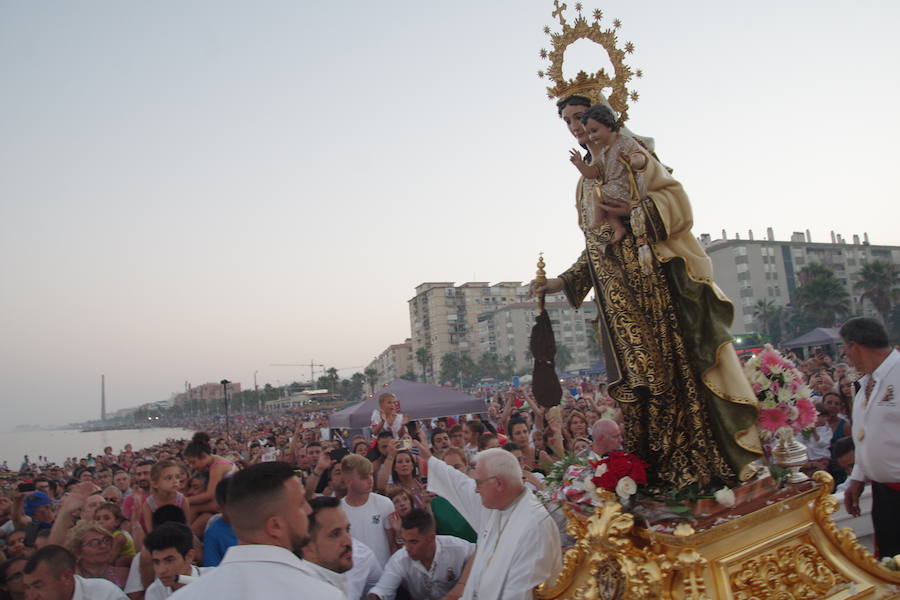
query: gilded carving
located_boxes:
[729,541,849,599]
[811,471,900,586]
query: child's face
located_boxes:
[156,467,181,493]
[585,118,614,146]
[815,412,827,427]
[94,509,118,532]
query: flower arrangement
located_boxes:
[880,555,900,571]
[743,344,816,440]
[543,451,647,515]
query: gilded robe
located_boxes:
[559,140,762,491]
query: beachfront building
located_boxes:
[365,340,414,387]
[702,229,900,333]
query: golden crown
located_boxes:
[538,1,641,124]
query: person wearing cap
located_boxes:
[24,492,55,530]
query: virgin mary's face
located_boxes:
[560,103,589,144]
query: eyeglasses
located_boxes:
[82,537,113,548]
[473,475,498,489]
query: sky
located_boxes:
[2,1,899,427]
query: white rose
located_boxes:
[615,476,637,500]
[714,487,736,508]
[594,463,608,478]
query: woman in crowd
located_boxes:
[385,488,416,548]
[65,521,129,589]
[376,443,429,509]
[183,432,236,535]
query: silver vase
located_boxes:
[772,429,809,484]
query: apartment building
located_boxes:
[703,228,900,333]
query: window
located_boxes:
[733,246,748,256]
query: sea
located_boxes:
[0,428,195,469]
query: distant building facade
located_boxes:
[476,300,599,373]
[173,381,241,405]
[702,228,900,333]
[408,281,596,380]
[366,340,414,387]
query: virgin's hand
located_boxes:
[528,277,564,298]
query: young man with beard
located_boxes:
[300,496,382,599]
[367,509,474,600]
[168,462,342,600]
[122,461,153,521]
[22,545,127,600]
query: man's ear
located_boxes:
[184,548,195,565]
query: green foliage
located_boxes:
[794,263,851,327]
[556,344,574,372]
[855,260,899,325]
[415,347,433,382]
[439,351,518,387]
[363,367,379,394]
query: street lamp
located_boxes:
[220,379,231,437]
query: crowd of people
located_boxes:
[0,316,897,599]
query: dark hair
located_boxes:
[184,432,212,458]
[466,421,485,436]
[152,505,187,529]
[308,496,342,537]
[144,522,193,557]
[832,436,855,460]
[580,104,620,132]
[508,419,529,435]
[0,556,27,584]
[431,428,448,441]
[840,317,889,349]
[306,441,322,449]
[23,545,75,576]
[556,94,591,117]
[502,442,520,452]
[390,450,420,483]
[214,477,230,507]
[226,462,297,535]
[400,508,434,534]
[137,459,155,469]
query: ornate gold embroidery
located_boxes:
[574,173,735,492]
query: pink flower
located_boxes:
[795,397,816,428]
[752,383,763,394]
[759,407,788,432]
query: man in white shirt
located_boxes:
[143,522,211,600]
[416,442,562,600]
[22,545,127,600]
[367,509,474,600]
[169,462,343,600]
[300,496,383,599]
[841,317,900,558]
[339,455,395,567]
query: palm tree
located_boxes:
[556,344,574,373]
[855,260,900,325]
[415,347,432,383]
[325,367,340,395]
[751,299,779,338]
[793,263,851,327]
[364,367,380,395]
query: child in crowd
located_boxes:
[370,392,406,439]
[806,405,834,470]
[141,460,192,534]
[94,502,136,566]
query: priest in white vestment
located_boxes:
[416,443,561,600]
